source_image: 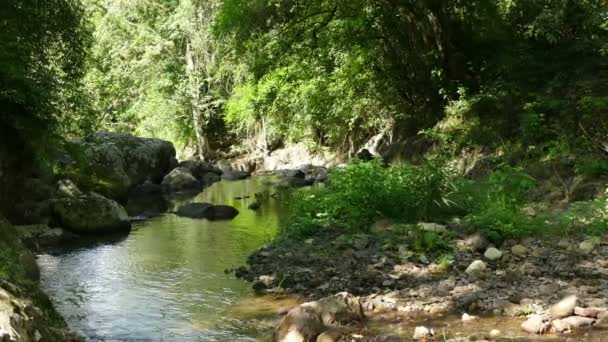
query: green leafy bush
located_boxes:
[464,164,542,241]
[282,159,454,239]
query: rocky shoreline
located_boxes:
[234,223,608,340]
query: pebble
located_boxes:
[484,247,502,261]
[511,245,528,257]
[465,260,487,275]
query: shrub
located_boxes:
[282,159,454,239]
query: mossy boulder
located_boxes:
[52,192,131,234]
[62,132,177,201]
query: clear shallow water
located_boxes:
[38,178,291,342]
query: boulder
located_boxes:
[276,169,306,179]
[484,247,502,261]
[549,295,578,319]
[0,217,41,282]
[52,192,131,234]
[222,170,251,180]
[161,167,202,193]
[176,203,239,220]
[273,292,364,342]
[211,205,240,220]
[178,160,222,179]
[68,131,176,200]
[176,203,214,218]
[16,224,77,250]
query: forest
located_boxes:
[2,0,608,341]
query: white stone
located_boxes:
[413,326,434,340]
[484,247,502,261]
[465,260,487,275]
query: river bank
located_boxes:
[235,223,608,340]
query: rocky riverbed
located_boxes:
[233,223,608,340]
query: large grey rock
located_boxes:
[549,295,578,319]
[69,132,176,200]
[52,192,131,234]
[273,292,363,342]
[161,167,202,193]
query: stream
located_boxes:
[38,177,295,341]
[36,178,608,341]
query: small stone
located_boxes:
[465,260,487,276]
[574,307,600,318]
[484,247,502,261]
[462,313,479,322]
[521,314,550,334]
[489,329,501,338]
[511,245,528,257]
[549,295,578,319]
[413,326,434,340]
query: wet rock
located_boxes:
[176,203,239,220]
[161,167,202,193]
[511,245,528,257]
[273,293,363,342]
[222,170,250,180]
[465,260,487,276]
[484,247,502,261]
[248,202,261,210]
[211,205,240,220]
[176,203,213,218]
[412,326,434,340]
[521,314,550,334]
[551,316,595,333]
[549,295,578,319]
[574,307,600,318]
[52,192,131,234]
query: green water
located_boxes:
[38,178,290,342]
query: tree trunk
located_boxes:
[186,42,210,161]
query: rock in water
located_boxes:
[273,293,364,342]
[248,202,261,210]
[69,131,176,200]
[161,167,202,193]
[52,192,131,234]
[521,314,550,334]
[412,326,434,340]
[549,295,578,319]
[211,205,239,220]
[484,247,502,261]
[176,203,214,218]
[222,170,250,180]
[465,260,487,276]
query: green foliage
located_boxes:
[558,192,608,235]
[1,0,92,144]
[283,159,454,238]
[464,165,542,241]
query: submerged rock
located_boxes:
[273,292,364,342]
[52,192,131,234]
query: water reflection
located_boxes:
[39,178,287,342]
